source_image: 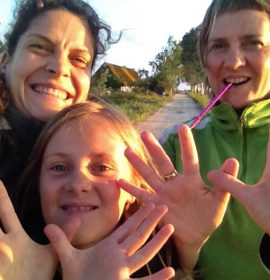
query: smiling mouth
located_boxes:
[61,205,97,213]
[31,85,71,100]
[223,77,251,86]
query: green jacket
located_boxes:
[160,100,270,280]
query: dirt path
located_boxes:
[135,94,201,138]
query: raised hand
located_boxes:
[44,203,175,280]
[208,131,270,235]
[118,124,233,270]
[0,180,57,280]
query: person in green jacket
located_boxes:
[118,0,270,279]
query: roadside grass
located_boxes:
[100,91,172,123]
[188,92,210,107]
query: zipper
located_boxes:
[241,122,247,181]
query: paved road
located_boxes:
[135,94,201,138]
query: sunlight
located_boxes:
[0,242,14,263]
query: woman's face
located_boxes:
[205,10,270,108]
[39,117,134,248]
[2,9,94,121]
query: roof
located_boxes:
[96,62,140,86]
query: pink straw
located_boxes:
[190,83,233,129]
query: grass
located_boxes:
[100,90,173,123]
[188,92,211,107]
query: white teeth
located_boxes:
[225,77,249,84]
[33,85,68,100]
[64,206,94,212]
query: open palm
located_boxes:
[118,124,234,269]
[45,204,175,280]
[0,181,57,280]
[208,131,270,235]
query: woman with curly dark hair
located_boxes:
[0,0,114,201]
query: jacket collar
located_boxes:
[210,99,270,130]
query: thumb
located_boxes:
[220,158,239,177]
[208,158,247,202]
[44,224,74,266]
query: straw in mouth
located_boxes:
[190,83,233,129]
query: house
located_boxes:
[92,62,141,92]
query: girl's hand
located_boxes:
[45,203,175,280]
[118,124,233,270]
[0,181,57,280]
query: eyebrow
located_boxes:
[44,152,115,161]
[27,33,92,54]
[209,33,264,42]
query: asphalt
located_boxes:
[135,93,201,138]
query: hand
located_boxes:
[208,130,270,235]
[0,180,57,280]
[44,203,175,280]
[118,124,233,269]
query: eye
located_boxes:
[28,43,51,55]
[89,163,114,176]
[70,56,90,69]
[243,40,264,50]
[208,42,226,52]
[50,164,68,172]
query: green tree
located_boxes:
[149,36,183,95]
[138,69,149,79]
[180,27,203,88]
[0,39,4,53]
[95,68,111,95]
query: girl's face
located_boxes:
[2,9,93,121]
[39,117,134,248]
[205,10,270,108]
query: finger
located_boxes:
[44,224,74,266]
[121,205,169,256]
[178,124,199,176]
[220,158,239,178]
[141,131,176,177]
[0,181,21,232]
[128,223,174,274]
[125,148,162,190]
[117,179,155,203]
[113,203,156,242]
[62,218,81,242]
[208,163,247,204]
[133,267,175,280]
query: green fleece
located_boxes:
[159,100,270,280]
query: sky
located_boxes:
[0,0,212,72]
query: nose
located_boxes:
[45,52,70,78]
[65,170,92,194]
[224,47,246,70]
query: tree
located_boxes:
[180,27,204,90]
[138,69,149,80]
[149,36,183,95]
[0,39,4,53]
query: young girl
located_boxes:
[0,100,176,279]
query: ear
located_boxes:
[0,51,10,72]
